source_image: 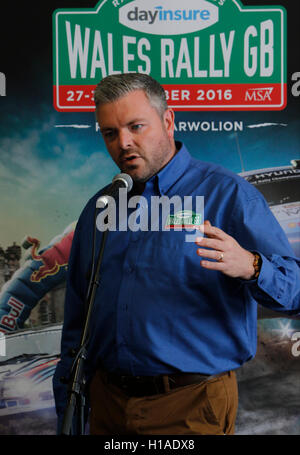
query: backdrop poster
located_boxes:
[0,0,299,435]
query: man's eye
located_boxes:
[102,130,116,139]
[131,124,143,131]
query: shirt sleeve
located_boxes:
[229,186,300,314]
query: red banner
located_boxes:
[54,83,286,111]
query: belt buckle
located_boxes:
[132,375,163,397]
[119,375,146,396]
[120,375,128,384]
[136,376,157,396]
[109,373,165,397]
[119,374,131,392]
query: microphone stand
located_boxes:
[60,219,109,435]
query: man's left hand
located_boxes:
[195,220,256,280]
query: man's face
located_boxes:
[96,90,176,184]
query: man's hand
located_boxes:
[195,220,256,280]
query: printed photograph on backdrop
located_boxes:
[0,0,299,435]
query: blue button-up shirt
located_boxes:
[53,143,300,417]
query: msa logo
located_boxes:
[119,0,218,35]
[245,87,274,102]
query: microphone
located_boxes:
[96,173,133,208]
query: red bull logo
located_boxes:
[0,297,24,331]
[24,234,73,283]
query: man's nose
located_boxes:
[118,129,133,149]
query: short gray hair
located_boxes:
[94,73,168,118]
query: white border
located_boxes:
[54,0,286,110]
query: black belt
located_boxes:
[102,370,229,397]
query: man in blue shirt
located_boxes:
[53,73,300,435]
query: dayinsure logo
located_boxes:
[119,0,219,35]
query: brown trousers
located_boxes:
[89,370,238,435]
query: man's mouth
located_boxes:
[121,154,141,164]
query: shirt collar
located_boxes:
[147,142,191,196]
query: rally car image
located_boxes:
[0,353,59,416]
[240,160,300,258]
[0,351,60,434]
[240,160,300,319]
[0,324,61,433]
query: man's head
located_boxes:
[94,73,176,186]
[94,73,169,118]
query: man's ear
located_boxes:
[163,108,175,139]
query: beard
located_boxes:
[119,134,176,184]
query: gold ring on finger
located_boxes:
[217,252,224,262]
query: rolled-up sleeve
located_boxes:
[230,188,300,314]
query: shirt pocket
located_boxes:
[137,228,206,285]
